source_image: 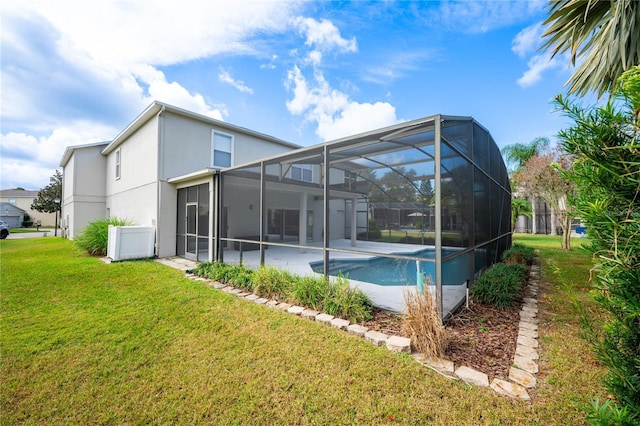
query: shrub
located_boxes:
[75,217,134,255]
[191,264,373,324]
[323,276,372,323]
[471,263,527,309]
[226,264,254,291]
[290,275,328,311]
[252,266,294,300]
[193,261,254,291]
[502,243,536,265]
[557,69,640,421]
[402,283,446,359]
[22,213,33,228]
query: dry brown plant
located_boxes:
[401,279,447,360]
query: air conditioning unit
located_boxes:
[107,225,155,261]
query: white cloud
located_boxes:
[1,122,116,190]
[285,66,400,141]
[7,0,301,67]
[292,17,357,54]
[517,54,560,88]
[218,68,254,94]
[512,21,569,88]
[512,22,544,57]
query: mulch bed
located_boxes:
[363,297,523,382]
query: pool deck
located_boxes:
[221,239,467,315]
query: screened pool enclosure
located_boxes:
[215,115,511,319]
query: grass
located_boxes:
[1,236,606,424]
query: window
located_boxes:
[212,131,233,168]
[290,164,312,182]
[115,148,121,179]
[8,198,16,204]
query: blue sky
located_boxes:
[2,0,581,190]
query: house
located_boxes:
[0,202,26,228]
[60,102,300,256]
[61,101,511,316]
[0,189,57,227]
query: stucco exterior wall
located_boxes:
[161,111,296,180]
[105,116,159,233]
[62,145,107,238]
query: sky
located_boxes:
[1,0,584,191]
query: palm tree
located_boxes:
[511,198,533,233]
[541,0,640,97]
[501,137,549,174]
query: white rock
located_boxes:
[509,367,537,388]
[513,355,538,374]
[347,324,368,337]
[490,378,531,400]
[455,366,489,387]
[330,318,350,330]
[364,330,388,346]
[287,305,305,315]
[386,335,411,354]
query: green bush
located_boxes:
[323,276,372,323]
[192,264,373,323]
[226,264,255,291]
[290,275,328,310]
[74,217,134,255]
[502,243,536,265]
[471,263,527,309]
[252,266,294,300]
[557,68,640,422]
[193,261,254,291]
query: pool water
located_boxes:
[310,248,470,287]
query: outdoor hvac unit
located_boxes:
[107,225,155,261]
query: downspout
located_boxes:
[156,104,166,257]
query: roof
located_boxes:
[0,202,27,214]
[100,101,302,156]
[59,141,110,167]
[0,189,39,197]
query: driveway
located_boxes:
[5,230,59,239]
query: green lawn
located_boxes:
[1,237,606,424]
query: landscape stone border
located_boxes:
[161,257,540,401]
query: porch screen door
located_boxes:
[185,203,198,260]
[176,183,210,261]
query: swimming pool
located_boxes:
[310,248,470,287]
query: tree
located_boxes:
[555,66,640,423]
[502,137,550,235]
[510,198,532,233]
[541,0,640,97]
[501,136,549,174]
[417,179,434,204]
[368,167,418,203]
[32,170,62,214]
[515,150,575,250]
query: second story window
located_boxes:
[290,164,312,182]
[115,148,121,179]
[212,131,233,168]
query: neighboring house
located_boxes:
[0,202,26,228]
[60,102,300,257]
[514,196,561,235]
[0,189,57,227]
